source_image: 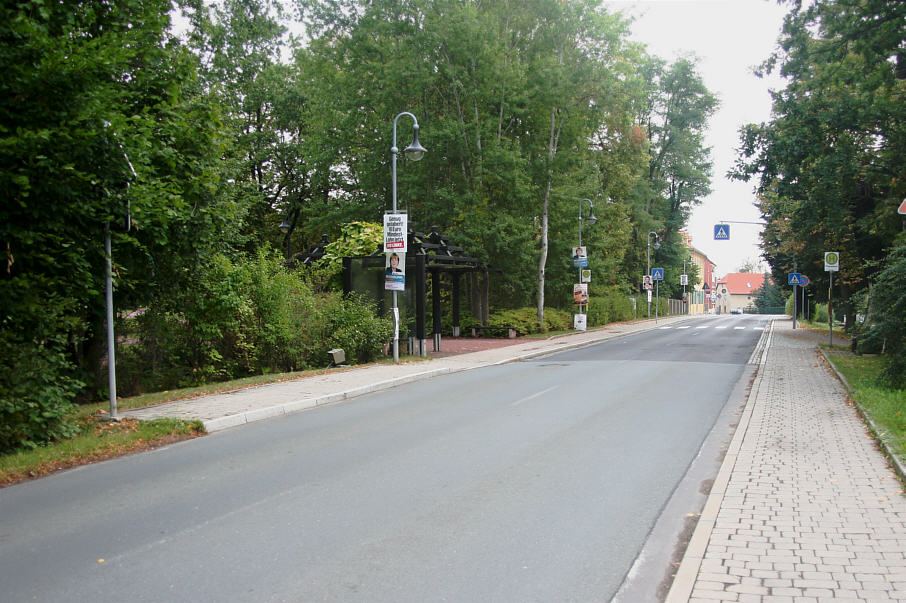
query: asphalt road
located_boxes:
[0,314,771,602]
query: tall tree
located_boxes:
[296,0,647,320]
[1,0,234,410]
[733,0,906,329]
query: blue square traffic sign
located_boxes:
[714,224,730,240]
[788,272,803,286]
[651,267,664,281]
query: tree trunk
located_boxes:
[536,105,562,328]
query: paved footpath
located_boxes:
[668,319,906,602]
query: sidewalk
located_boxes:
[123,314,691,431]
[668,319,906,602]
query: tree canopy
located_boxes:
[2,0,717,449]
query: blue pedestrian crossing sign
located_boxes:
[788,272,804,286]
[714,224,730,240]
[651,267,664,281]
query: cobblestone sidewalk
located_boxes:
[668,320,906,602]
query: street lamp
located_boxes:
[647,231,659,318]
[390,111,426,362]
[575,198,597,319]
[102,122,136,421]
[577,198,597,248]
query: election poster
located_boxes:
[383,212,407,252]
[384,251,405,291]
[572,246,588,268]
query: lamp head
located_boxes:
[586,211,597,224]
[404,125,427,161]
[654,241,661,250]
[279,218,292,233]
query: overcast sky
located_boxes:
[606,0,789,277]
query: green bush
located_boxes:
[0,290,82,453]
[859,246,906,388]
[486,307,572,335]
[321,294,393,364]
[587,290,636,326]
[813,303,828,324]
[119,248,393,394]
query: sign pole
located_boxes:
[829,271,833,348]
[792,263,797,330]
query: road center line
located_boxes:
[511,385,559,407]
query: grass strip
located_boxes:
[1,417,204,486]
[825,352,906,463]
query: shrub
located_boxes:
[486,307,572,335]
[587,290,636,326]
[859,246,906,388]
[0,290,82,453]
[320,294,393,364]
[120,248,392,394]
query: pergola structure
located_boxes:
[340,226,489,357]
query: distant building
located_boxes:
[714,273,767,314]
[681,232,717,314]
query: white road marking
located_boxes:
[677,326,691,329]
[659,326,672,329]
[512,385,559,407]
[696,326,709,329]
[715,326,727,329]
[734,326,746,330]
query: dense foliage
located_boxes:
[732,0,905,383]
[2,0,716,451]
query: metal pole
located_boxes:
[391,132,399,362]
[646,238,650,318]
[829,271,833,348]
[792,262,797,329]
[105,222,117,419]
[655,279,659,322]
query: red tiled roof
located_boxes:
[717,273,766,295]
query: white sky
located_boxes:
[606,0,789,277]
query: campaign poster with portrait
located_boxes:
[572,246,588,268]
[573,283,588,305]
[384,251,405,291]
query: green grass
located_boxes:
[1,416,204,485]
[825,352,906,463]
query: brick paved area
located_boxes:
[668,320,906,602]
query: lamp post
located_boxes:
[102,123,136,420]
[577,197,597,278]
[646,231,659,318]
[390,111,427,362]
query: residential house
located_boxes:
[714,273,766,314]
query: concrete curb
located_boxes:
[200,315,691,432]
[203,366,458,432]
